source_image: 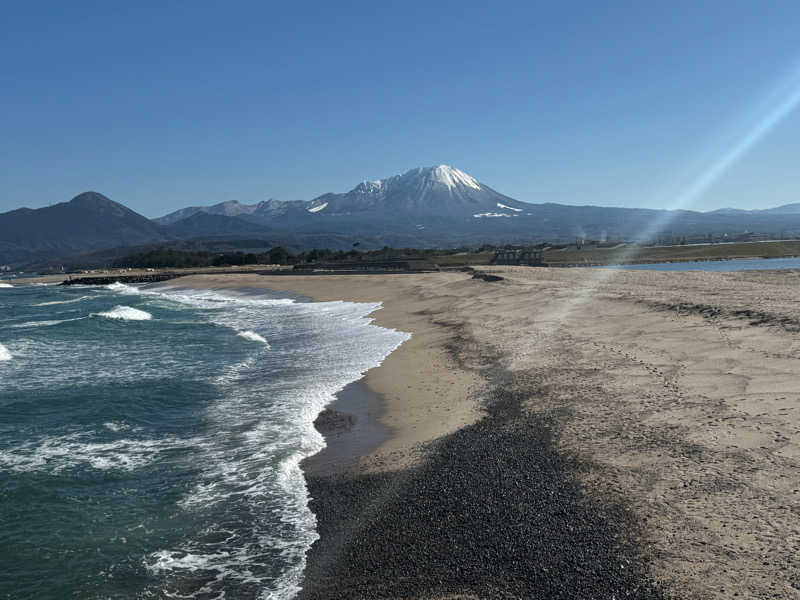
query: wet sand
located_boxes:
[166,268,800,599]
[303,380,390,475]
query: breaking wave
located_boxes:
[0,431,198,474]
[237,330,269,345]
[11,317,87,329]
[0,282,13,288]
[105,282,140,294]
[34,295,91,307]
[95,306,152,321]
[104,421,135,432]
[138,288,410,599]
[0,343,11,361]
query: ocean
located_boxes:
[0,281,408,599]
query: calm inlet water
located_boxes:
[597,256,800,271]
[0,282,408,599]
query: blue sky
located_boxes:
[2,0,800,217]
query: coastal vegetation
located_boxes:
[111,245,482,269]
[111,248,260,269]
[103,238,800,271]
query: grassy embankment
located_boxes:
[544,240,800,266]
[431,240,800,267]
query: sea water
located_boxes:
[0,281,408,599]
[596,256,800,271]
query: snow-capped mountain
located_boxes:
[250,198,311,221]
[305,165,529,218]
[143,165,800,250]
[156,198,314,226]
[155,165,530,225]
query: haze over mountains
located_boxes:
[3,165,800,268]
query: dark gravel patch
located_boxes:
[471,271,505,282]
[641,299,800,332]
[314,408,356,435]
[297,373,674,599]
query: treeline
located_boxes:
[111,245,478,269]
[111,249,260,269]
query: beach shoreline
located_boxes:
[161,272,486,475]
[161,272,670,598]
[59,268,800,598]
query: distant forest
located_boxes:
[111,245,483,269]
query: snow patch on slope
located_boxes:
[432,165,481,190]
[497,202,521,212]
[308,202,328,213]
[355,180,383,194]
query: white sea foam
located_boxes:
[236,330,269,345]
[0,343,11,361]
[147,550,222,573]
[106,282,141,294]
[151,288,410,599]
[11,317,87,328]
[104,421,132,432]
[11,320,68,329]
[0,432,198,473]
[141,285,296,309]
[34,295,91,306]
[95,306,152,321]
[0,282,13,288]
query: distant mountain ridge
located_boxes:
[154,200,262,225]
[758,203,800,214]
[152,164,800,244]
[710,203,800,215]
[159,212,268,238]
[154,165,530,225]
[4,166,800,268]
[156,165,800,226]
[0,192,167,266]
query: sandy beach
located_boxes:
[165,267,800,599]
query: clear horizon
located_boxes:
[3,1,800,217]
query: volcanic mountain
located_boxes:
[303,165,530,219]
[155,165,531,226]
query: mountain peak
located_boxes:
[350,165,482,195]
[69,191,116,206]
[68,192,135,217]
[428,165,481,190]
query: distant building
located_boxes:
[490,247,545,266]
